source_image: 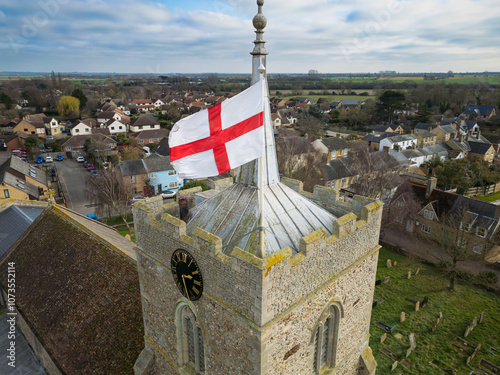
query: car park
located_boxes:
[159,190,176,199]
[56,154,63,161]
[45,156,53,162]
[76,156,85,162]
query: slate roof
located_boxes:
[130,115,159,127]
[384,134,417,144]
[482,134,500,145]
[415,123,437,131]
[416,131,437,139]
[468,141,493,154]
[144,155,174,172]
[321,137,350,151]
[0,202,45,260]
[119,158,147,176]
[463,105,495,117]
[130,129,169,141]
[439,125,458,134]
[363,132,399,143]
[373,125,390,133]
[324,159,352,180]
[96,111,116,119]
[0,156,48,188]
[153,137,170,156]
[0,205,143,375]
[419,144,449,157]
[341,100,359,106]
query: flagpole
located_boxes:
[258,69,266,259]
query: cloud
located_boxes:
[0,0,499,73]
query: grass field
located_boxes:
[275,93,377,103]
[370,248,500,374]
[476,191,500,203]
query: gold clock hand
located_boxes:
[184,274,193,280]
[181,274,190,298]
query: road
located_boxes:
[56,158,96,216]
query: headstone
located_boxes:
[393,261,397,266]
[125,234,131,240]
[381,333,387,343]
[391,361,398,371]
[384,277,390,283]
[415,301,420,312]
[432,323,437,332]
[472,316,478,328]
[439,311,443,319]
[406,348,412,357]
[415,267,420,275]
[436,317,441,325]
[464,325,472,337]
[387,259,392,268]
[409,333,416,350]
[400,359,411,369]
[421,296,429,308]
[375,279,382,286]
[479,311,484,324]
[400,311,406,323]
[407,270,411,279]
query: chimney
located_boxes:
[178,195,189,222]
[426,177,437,198]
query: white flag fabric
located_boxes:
[169,80,265,179]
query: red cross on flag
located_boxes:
[169,80,265,179]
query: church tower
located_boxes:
[133,2,380,374]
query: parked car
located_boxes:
[91,170,99,177]
[76,156,85,162]
[87,213,100,222]
[47,136,54,141]
[56,154,63,161]
[87,163,95,171]
[129,196,147,203]
[83,161,90,167]
[159,190,176,199]
[35,155,44,164]
[45,156,53,162]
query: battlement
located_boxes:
[133,184,382,272]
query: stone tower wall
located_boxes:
[133,186,382,374]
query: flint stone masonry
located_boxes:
[132,180,383,374]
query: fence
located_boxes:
[466,183,500,196]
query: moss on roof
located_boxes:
[0,208,144,374]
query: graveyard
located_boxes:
[370,248,500,374]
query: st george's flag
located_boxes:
[169,80,265,179]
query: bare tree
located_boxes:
[276,132,313,177]
[422,203,485,291]
[85,170,133,230]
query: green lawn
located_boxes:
[476,191,500,203]
[279,94,376,103]
[116,225,136,243]
[370,248,500,374]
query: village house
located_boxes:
[130,129,169,145]
[468,141,496,162]
[129,115,160,133]
[312,137,351,161]
[372,124,405,135]
[13,119,47,138]
[60,134,117,156]
[379,134,417,151]
[461,105,497,121]
[105,119,128,135]
[69,120,92,136]
[133,99,155,112]
[0,157,49,201]
[415,131,438,148]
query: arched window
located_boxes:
[176,304,206,374]
[312,303,343,374]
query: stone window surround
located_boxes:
[175,301,206,375]
[311,302,344,374]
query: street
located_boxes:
[56,158,96,216]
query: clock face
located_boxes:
[171,249,203,301]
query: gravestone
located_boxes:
[406,348,412,357]
[400,359,411,369]
[391,361,398,371]
[400,311,406,323]
[415,301,420,312]
[387,259,392,268]
[415,267,420,275]
[407,270,411,279]
[409,333,416,350]
[381,333,387,343]
[125,234,131,240]
[384,276,390,283]
[439,311,443,320]
[479,311,484,324]
[393,261,397,266]
[432,323,437,332]
[472,316,478,328]
[421,296,429,308]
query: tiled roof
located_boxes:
[119,158,147,176]
[153,137,170,156]
[468,141,493,154]
[0,206,143,374]
[463,105,495,117]
[130,115,159,127]
[321,137,350,151]
[131,129,168,140]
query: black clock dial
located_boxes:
[171,249,203,301]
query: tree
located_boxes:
[376,90,406,122]
[57,96,80,119]
[85,169,133,231]
[24,137,39,148]
[415,104,433,123]
[276,131,314,177]
[424,204,485,291]
[121,147,145,161]
[0,92,14,110]
[71,88,88,110]
[297,113,324,140]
